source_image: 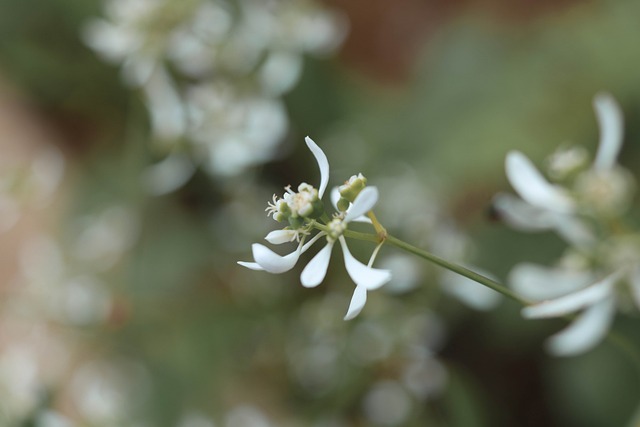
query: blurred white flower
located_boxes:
[84,0,346,179]
[362,380,412,426]
[70,359,150,425]
[495,93,631,238]
[500,93,640,356]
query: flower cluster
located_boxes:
[84,0,346,182]
[494,93,640,356]
[239,137,391,319]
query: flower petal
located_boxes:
[492,194,595,247]
[509,263,595,301]
[237,261,264,271]
[546,296,616,357]
[252,242,302,274]
[265,229,297,245]
[521,272,618,318]
[491,193,557,231]
[305,136,329,199]
[339,237,391,290]
[344,285,367,320]
[552,215,597,249]
[300,242,334,288]
[344,186,378,223]
[593,92,623,171]
[331,186,371,223]
[331,187,340,209]
[505,151,575,213]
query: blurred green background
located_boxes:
[0,0,639,426]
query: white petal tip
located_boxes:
[304,136,329,198]
[344,286,367,320]
[251,242,301,274]
[237,261,264,271]
[300,242,333,288]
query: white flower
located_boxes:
[500,93,640,356]
[238,137,391,319]
[301,187,391,320]
[237,136,328,272]
[494,93,632,246]
[512,265,620,357]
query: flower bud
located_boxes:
[339,173,367,202]
[546,145,589,181]
[337,197,350,212]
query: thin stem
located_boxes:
[311,220,529,305]
[384,234,531,305]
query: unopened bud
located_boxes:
[339,173,367,202]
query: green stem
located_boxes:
[384,234,531,306]
[311,221,529,305]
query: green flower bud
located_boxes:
[339,173,367,203]
[337,197,350,212]
[288,215,305,230]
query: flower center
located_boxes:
[326,218,347,243]
[283,183,319,218]
[574,167,634,216]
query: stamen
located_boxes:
[367,241,385,267]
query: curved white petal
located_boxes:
[345,187,378,223]
[593,93,623,171]
[331,186,371,223]
[551,215,597,249]
[505,151,575,213]
[305,136,329,198]
[546,296,616,356]
[351,216,373,224]
[522,272,618,318]
[331,187,340,209]
[492,194,595,247]
[339,237,391,290]
[252,242,302,274]
[509,263,595,301]
[237,261,264,271]
[265,229,297,245]
[492,193,557,231]
[300,242,334,288]
[344,285,367,320]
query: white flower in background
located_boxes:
[70,359,150,425]
[185,82,288,176]
[239,137,391,319]
[493,93,634,248]
[500,93,640,356]
[84,0,346,180]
